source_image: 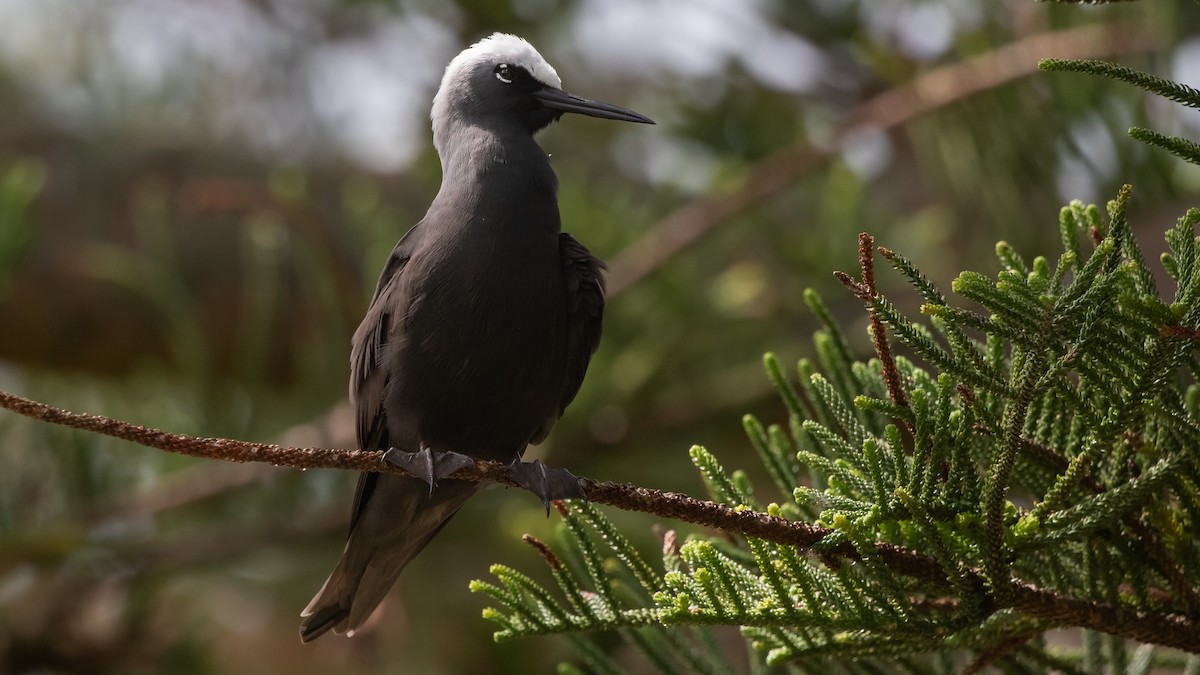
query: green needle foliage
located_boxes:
[1040,58,1200,167]
[473,189,1200,672]
[471,58,1200,674]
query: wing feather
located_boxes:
[530,233,606,444]
[347,225,423,533]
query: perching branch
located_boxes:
[1,388,1197,651]
[0,390,828,550]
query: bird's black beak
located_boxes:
[534,87,654,125]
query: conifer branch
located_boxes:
[975,414,1200,613]
[0,387,922,576]
[1040,59,1200,109]
[3,386,1198,651]
[835,233,910,415]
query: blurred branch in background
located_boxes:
[88,402,354,526]
[582,20,1165,458]
[607,21,1159,297]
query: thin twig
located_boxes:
[835,234,911,432]
[1161,324,1200,340]
[0,388,871,561]
[1,388,1197,650]
[971,420,1105,493]
[864,235,909,409]
[90,402,354,523]
[522,534,564,571]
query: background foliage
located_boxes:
[1,1,1199,673]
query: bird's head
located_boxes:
[431,33,653,145]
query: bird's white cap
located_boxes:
[432,33,561,123]
[430,33,563,155]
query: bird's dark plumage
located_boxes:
[299,33,649,642]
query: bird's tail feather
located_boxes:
[299,474,481,643]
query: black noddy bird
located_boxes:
[299,33,653,642]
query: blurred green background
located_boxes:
[1,1,1198,673]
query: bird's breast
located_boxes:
[378,166,570,456]
[382,231,567,458]
[412,182,563,334]
[420,244,561,356]
[398,226,567,391]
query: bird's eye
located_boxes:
[495,63,513,84]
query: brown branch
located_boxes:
[0,388,902,566]
[0,388,849,552]
[971,420,1105,494]
[1,388,1197,651]
[1003,581,1199,652]
[91,402,354,522]
[865,235,908,409]
[1161,324,1200,340]
[836,234,910,426]
[604,21,1161,298]
[90,461,277,524]
[962,632,1037,675]
[522,534,563,571]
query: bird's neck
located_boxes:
[435,120,550,173]
[432,122,561,234]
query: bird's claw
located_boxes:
[505,459,585,515]
[383,446,474,496]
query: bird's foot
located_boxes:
[506,459,585,515]
[383,446,475,495]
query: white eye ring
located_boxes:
[495,64,512,84]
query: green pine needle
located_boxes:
[1040,59,1200,109]
[473,186,1200,671]
[1130,126,1200,166]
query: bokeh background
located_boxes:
[1,1,1198,673]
